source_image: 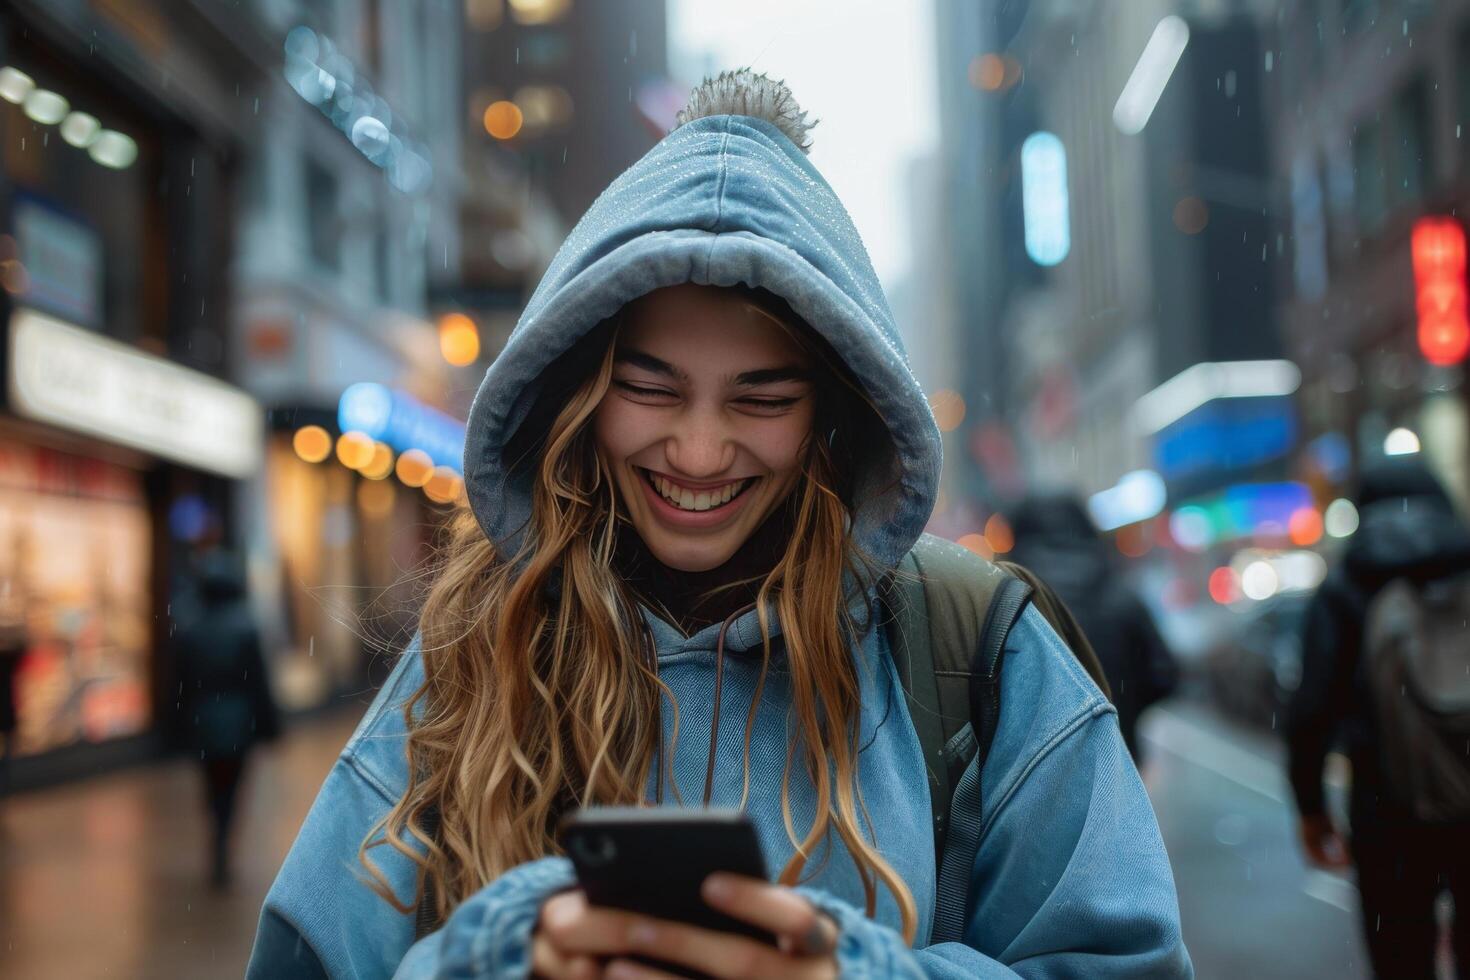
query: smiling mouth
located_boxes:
[639,468,756,512]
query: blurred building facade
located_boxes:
[0,0,674,787]
[229,0,473,711]
[937,0,1280,496]
[934,0,1287,546]
[1267,0,1470,510]
[0,0,265,783]
[451,0,669,353]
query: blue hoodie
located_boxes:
[248,114,1192,979]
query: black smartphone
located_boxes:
[558,807,777,951]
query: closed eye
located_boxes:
[614,381,676,399]
[737,396,801,410]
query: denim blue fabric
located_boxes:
[248,113,1191,978]
[460,114,943,572]
[249,609,1192,978]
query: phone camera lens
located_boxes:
[571,833,617,867]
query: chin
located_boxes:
[643,536,739,573]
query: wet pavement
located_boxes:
[1139,702,1371,979]
[0,708,363,979]
[0,698,1393,979]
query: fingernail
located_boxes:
[702,874,733,902]
[630,922,659,946]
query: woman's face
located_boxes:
[592,284,816,573]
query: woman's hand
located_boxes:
[532,874,838,980]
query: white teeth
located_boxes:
[647,472,749,511]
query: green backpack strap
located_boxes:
[882,533,1112,943]
[881,535,1013,859]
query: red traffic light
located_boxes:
[1411,217,1470,366]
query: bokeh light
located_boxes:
[395,449,434,487]
[438,313,481,366]
[1384,427,1421,456]
[1287,507,1323,547]
[361,442,395,480]
[335,430,376,470]
[984,513,1014,554]
[957,532,994,559]
[1241,561,1279,601]
[424,465,464,504]
[508,0,570,25]
[930,389,967,432]
[1208,566,1240,604]
[1169,506,1214,552]
[59,111,100,148]
[22,88,68,125]
[483,100,524,139]
[969,54,1006,90]
[292,425,332,463]
[88,130,138,169]
[0,66,35,104]
[1324,498,1359,538]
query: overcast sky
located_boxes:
[666,1,940,294]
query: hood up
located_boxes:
[462,115,942,571]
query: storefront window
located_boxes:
[0,441,151,756]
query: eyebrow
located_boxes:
[614,349,687,381]
[614,348,811,387]
[731,367,811,387]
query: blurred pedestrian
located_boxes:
[1008,495,1179,763]
[175,549,279,888]
[1286,457,1470,979]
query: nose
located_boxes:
[664,406,736,478]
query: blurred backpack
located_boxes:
[880,533,1110,944]
[1363,572,1470,823]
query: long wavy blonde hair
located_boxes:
[360,291,918,944]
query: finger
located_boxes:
[701,874,828,947]
[604,958,685,980]
[623,917,800,980]
[531,931,603,980]
[539,890,643,957]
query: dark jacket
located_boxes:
[1285,459,1470,828]
[1009,496,1178,759]
[175,553,280,759]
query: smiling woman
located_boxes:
[248,70,1191,980]
[594,285,818,573]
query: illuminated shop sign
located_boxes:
[1020,131,1070,267]
[338,382,465,471]
[13,195,102,327]
[7,309,263,478]
[1152,396,1297,481]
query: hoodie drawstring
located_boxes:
[703,602,759,807]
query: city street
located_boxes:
[1141,703,1370,979]
[0,696,1376,979]
[0,709,363,979]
